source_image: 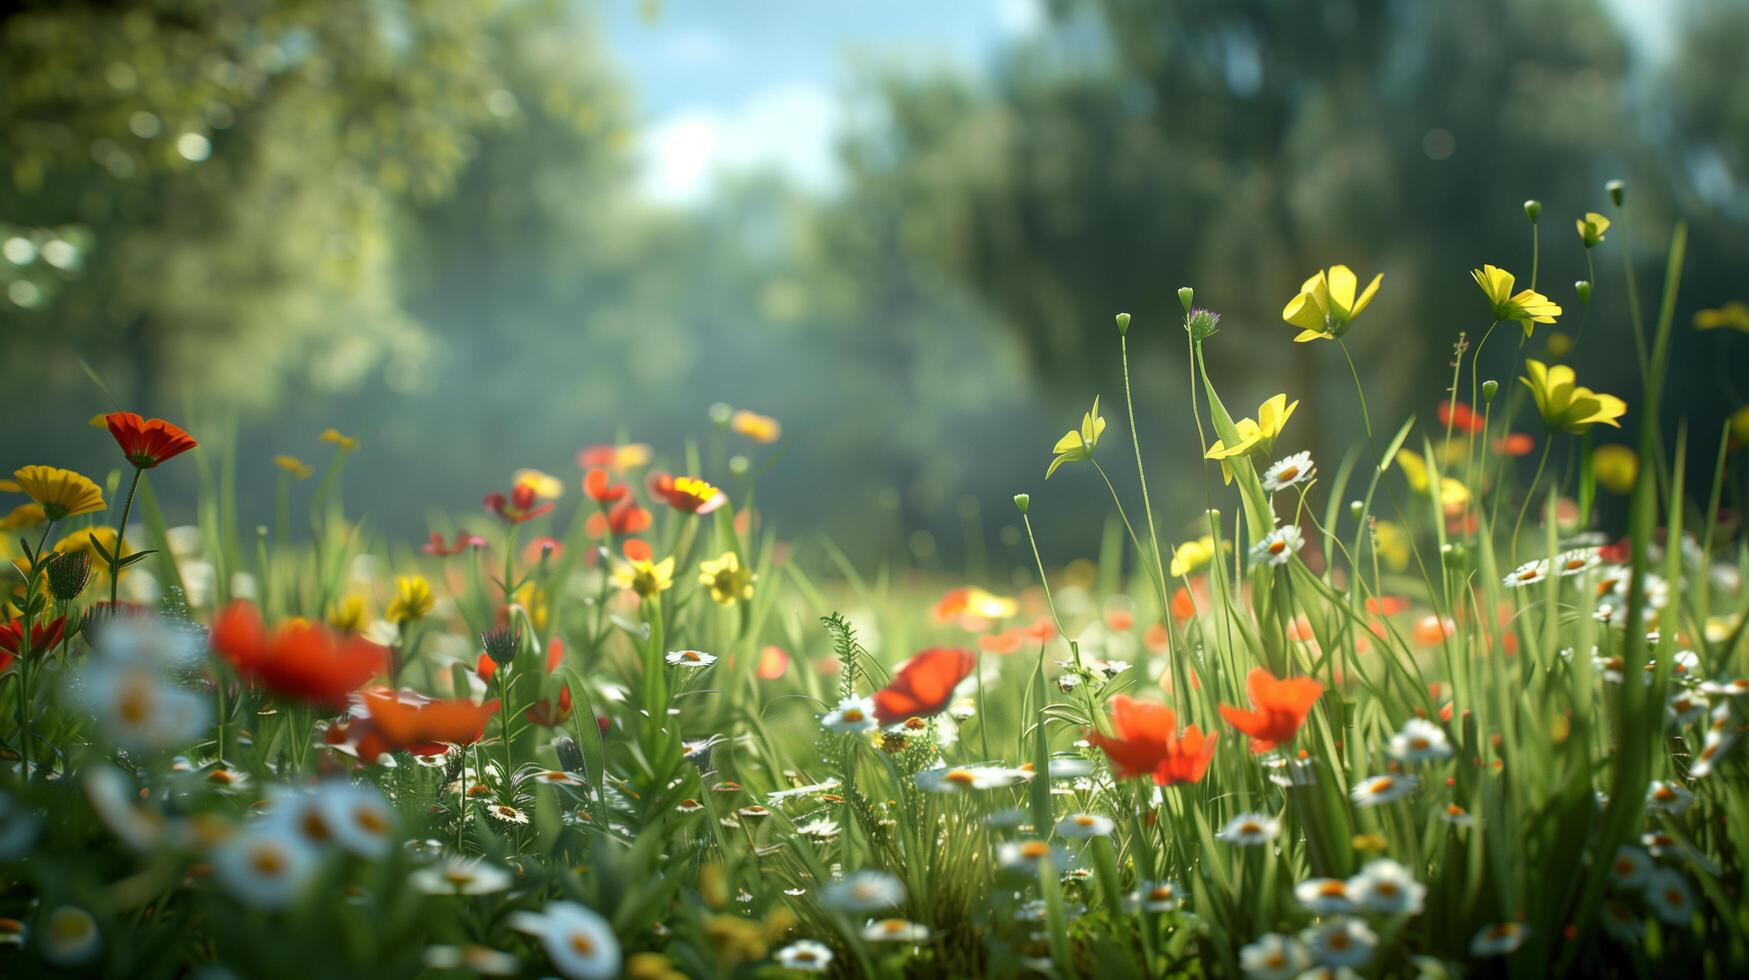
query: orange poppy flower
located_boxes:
[649,474,726,515]
[105,412,198,469]
[1218,667,1325,752]
[1144,622,1171,653]
[475,653,497,681]
[622,538,653,562]
[756,645,789,680]
[575,442,651,472]
[872,647,976,725]
[979,629,1024,654]
[525,685,573,727]
[210,601,387,709]
[483,481,553,524]
[334,690,500,759]
[1437,400,1485,434]
[583,468,628,503]
[586,498,652,537]
[1085,695,1217,786]
[1493,433,1535,457]
[424,531,486,556]
[1365,595,1409,617]
[1022,616,1056,642]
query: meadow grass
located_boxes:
[2,187,1747,978]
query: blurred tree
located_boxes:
[0,0,555,409]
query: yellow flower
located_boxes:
[273,455,314,479]
[730,410,782,444]
[1281,265,1383,342]
[512,468,564,500]
[1394,450,1470,512]
[1520,359,1627,434]
[320,428,359,451]
[386,574,435,624]
[1730,406,1749,444]
[328,594,370,632]
[55,527,130,576]
[1695,301,1749,333]
[612,556,675,599]
[1205,394,1298,483]
[1592,444,1638,495]
[512,582,550,632]
[0,503,46,532]
[1576,212,1610,248]
[1472,265,1560,336]
[698,550,756,606]
[13,466,105,520]
[1047,397,1105,478]
[1371,520,1410,571]
[0,479,19,493]
[1169,536,1217,577]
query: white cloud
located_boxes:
[638,83,841,205]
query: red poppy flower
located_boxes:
[476,653,497,682]
[622,538,653,562]
[979,629,1024,655]
[544,636,565,674]
[1437,400,1485,434]
[586,499,652,538]
[872,647,977,725]
[210,601,387,709]
[1085,695,1218,786]
[649,473,726,515]
[105,412,198,469]
[1218,667,1325,752]
[1022,616,1055,642]
[583,469,628,503]
[424,530,487,556]
[525,685,573,727]
[0,615,67,667]
[1493,433,1535,457]
[1143,622,1171,653]
[484,482,553,524]
[1598,537,1632,563]
[1365,595,1409,617]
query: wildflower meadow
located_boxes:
[4,177,1749,980]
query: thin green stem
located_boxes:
[111,467,143,608]
[1510,439,1556,563]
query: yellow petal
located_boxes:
[1326,265,1358,317]
[1351,273,1383,317]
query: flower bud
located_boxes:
[728,454,750,476]
[708,402,733,426]
[1481,380,1499,403]
[1606,179,1625,206]
[1013,493,1030,515]
[47,551,92,602]
[1115,312,1131,336]
[553,735,588,776]
[1177,287,1195,315]
[1575,280,1592,304]
[1523,200,1542,223]
[482,625,521,667]
[1349,500,1363,518]
[1184,308,1221,342]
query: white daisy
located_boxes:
[1262,451,1316,493]
[1700,677,1749,698]
[1046,757,1095,779]
[1600,902,1645,943]
[674,799,705,814]
[997,839,1072,872]
[1468,922,1528,957]
[1691,725,1739,778]
[1668,691,1710,727]
[821,870,905,912]
[1388,719,1453,764]
[1502,559,1550,588]
[1238,932,1311,979]
[423,945,520,975]
[211,825,320,910]
[410,856,513,896]
[1251,525,1305,567]
[862,918,930,942]
[1439,803,1476,828]
[83,764,165,851]
[1346,859,1426,916]
[41,906,101,967]
[775,940,834,972]
[914,765,1027,793]
[821,697,879,734]
[1054,812,1115,838]
[1133,880,1183,913]
[312,781,396,859]
[1554,549,1601,576]
[767,778,841,803]
[1216,812,1280,846]
[1645,780,1693,816]
[797,817,839,841]
[1301,917,1376,969]
[664,649,718,668]
[1349,773,1418,806]
[74,657,209,754]
[1294,878,1356,916]
[1644,867,1695,926]
[487,803,529,825]
[509,901,620,979]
